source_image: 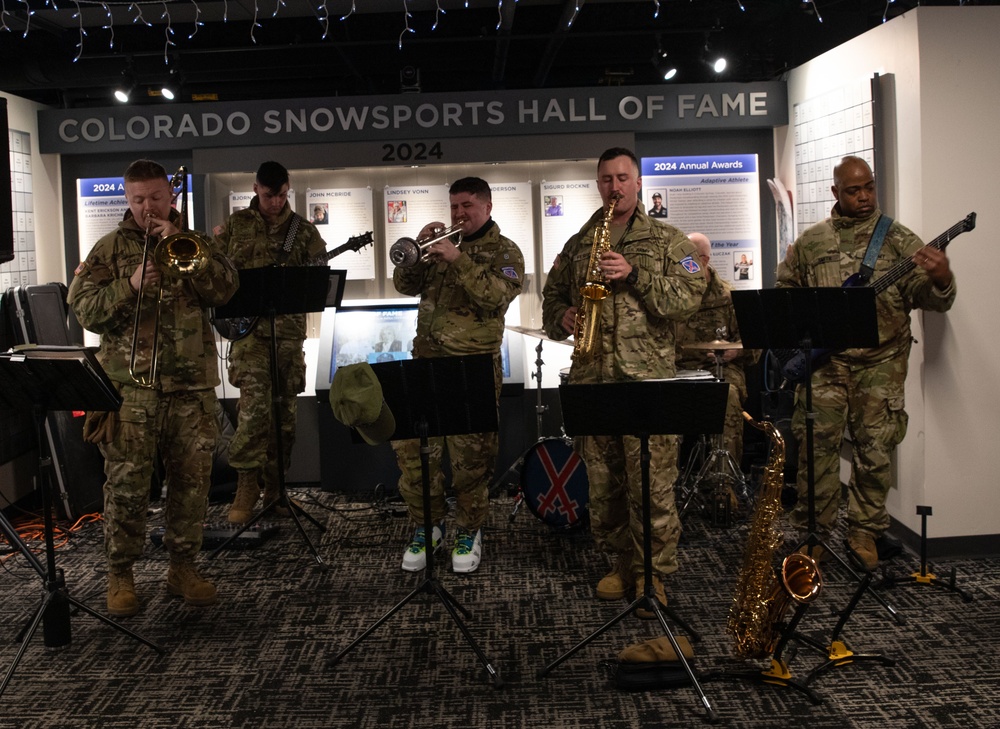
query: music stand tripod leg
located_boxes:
[210,312,326,564]
[328,421,503,688]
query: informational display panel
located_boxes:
[1,128,34,289]
[305,187,376,279]
[381,184,450,275]
[227,189,297,216]
[488,181,534,276]
[793,76,876,235]
[640,154,761,289]
[538,179,602,273]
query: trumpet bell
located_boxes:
[154,231,212,278]
[389,236,422,268]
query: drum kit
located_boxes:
[495,325,589,530]
[675,338,751,527]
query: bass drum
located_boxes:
[520,438,589,529]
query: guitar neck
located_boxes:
[870,217,971,294]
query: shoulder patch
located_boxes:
[74,261,87,276]
[680,255,701,274]
[501,266,520,280]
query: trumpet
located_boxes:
[389,220,466,268]
[128,167,213,388]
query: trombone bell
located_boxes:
[389,221,465,268]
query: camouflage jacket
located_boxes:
[541,203,706,382]
[776,205,957,366]
[68,210,238,392]
[675,266,757,395]
[214,197,327,341]
[392,220,523,357]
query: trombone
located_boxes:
[128,166,213,388]
[388,220,466,268]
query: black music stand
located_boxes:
[328,354,503,687]
[0,346,164,698]
[733,288,904,625]
[209,267,345,564]
[538,379,728,722]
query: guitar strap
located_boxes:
[858,214,893,284]
[280,213,302,259]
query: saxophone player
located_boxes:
[541,147,706,617]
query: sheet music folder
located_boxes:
[0,346,122,412]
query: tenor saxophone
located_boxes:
[572,192,622,361]
[727,412,823,659]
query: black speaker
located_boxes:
[0,97,13,265]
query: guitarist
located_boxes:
[214,161,328,524]
[776,155,956,570]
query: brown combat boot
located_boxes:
[262,482,300,518]
[166,561,218,606]
[596,554,634,600]
[848,531,879,571]
[107,568,139,617]
[228,470,260,524]
[634,575,667,620]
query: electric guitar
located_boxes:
[213,231,374,341]
[780,212,975,384]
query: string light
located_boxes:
[129,2,151,27]
[566,2,580,29]
[810,0,823,23]
[735,0,745,11]
[188,0,202,39]
[651,0,659,19]
[250,0,261,43]
[271,0,285,19]
[398,0,414,49]
[338,0,354,21]
[882,0,896,23]
[19,0,33,38]
[432,0,444,31]
[160,0,175,62]
[100,1,114,48]
[71,0,87,62]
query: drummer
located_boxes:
[675,233,759,466]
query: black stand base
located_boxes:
[703,658,823,706]
[327,572,504,688]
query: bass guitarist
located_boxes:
[214,161,328,524]
[776,155,956,570]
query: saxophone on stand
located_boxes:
[727,412,823,660]
[572,192,622,361]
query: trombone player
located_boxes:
[68,159,238,617]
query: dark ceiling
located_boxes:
[0,0,993,108]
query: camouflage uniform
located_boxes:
[541,204,706,576]
[675,267,758,463]
[215,198,327,480]
[391,220,523,531]
[776,205,956,539]
[67,210,238,571]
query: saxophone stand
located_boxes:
[801,549,895,686]
[538,379,729,723]
[732,288,904,626]
[873,505,974,602]
[0,347,164,698]
[677,342,748,527]
[209,267,345,564]
[328,354,502,687]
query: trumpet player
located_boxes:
[392,177,524,574]
[541,147,705,617]
[68,159,238,617]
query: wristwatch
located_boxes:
[625,265,639,287]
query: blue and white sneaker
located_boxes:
[451,528,483,574]
[401,524,444,572]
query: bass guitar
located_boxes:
[780,212,975,384]
[213,231,374,341]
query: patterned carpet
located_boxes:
[0,488,998,729]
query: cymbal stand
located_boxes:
[487,338,547,520]
[678,353,747,527]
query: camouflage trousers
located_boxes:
[583,433,682,577]
[393,354,502,531]
[98,386,218,570]
[227,335,306,475]
[721,381,746,466]
[789,356,908,538]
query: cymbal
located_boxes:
[684,339,743,351]
[504,324,573,346]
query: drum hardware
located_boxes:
[676,343,750,528]
[490,326,589,529]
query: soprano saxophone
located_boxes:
[727,412,823,659]
[572,192,622,361]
